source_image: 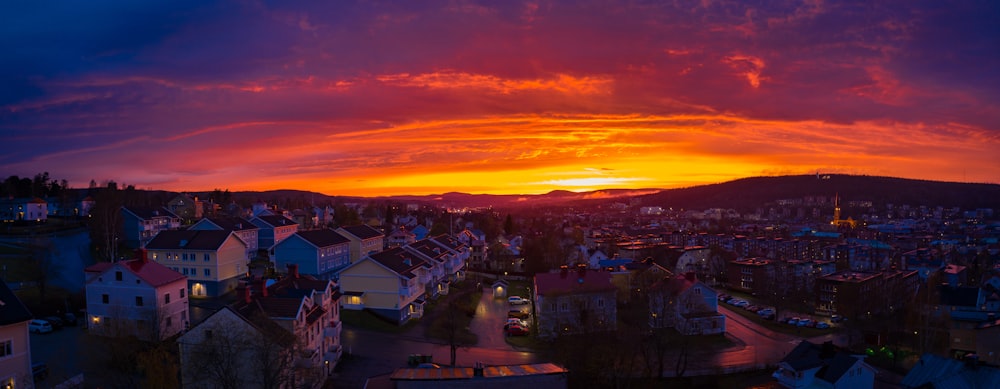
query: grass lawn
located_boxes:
[426,283,480,345]
[340,309,416,334]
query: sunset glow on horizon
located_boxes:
[2,1,998,197]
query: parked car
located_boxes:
[744,305,761,312]
[831,314,845,323]
[505,318,528,328]
[815,322,831,329]
[508,296,529,305]
[797,319,814,327]
[757,308,775,316]
[63,312,78,326]
[43,316,65,330]
[508,310,530,319]
[505,324,529,336]
[761,313,776,320]
[733,300,750,308]
[717,294,731,302]
[28,319,53,334]
[786,317,800,326]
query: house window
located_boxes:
[180,288,185,298]
[102,294,109,304]
[204,268,211,277]
[182,253,188,261]
[182,268,188,275]
[0,339,12,358]
[597,298,605,308]
[115,271,123,281]
[165,293,171,304]
[204,253,210,262]
[560,302,569,312]
[136,296,144,306]
[694,288,701,295]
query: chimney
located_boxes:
[237,281,252,304]
[258,278,268,298]
[135,248,149,263]
[287,263,300,279]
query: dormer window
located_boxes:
[115,271,123,281]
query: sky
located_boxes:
[2,0,999,196]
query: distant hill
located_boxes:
[218,175,999,212]
[627,175,1000,212]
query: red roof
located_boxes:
[85,251,186,287]
[534,269,615,296]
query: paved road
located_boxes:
[468,286,532,350]
[29,326,84,388]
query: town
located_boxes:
[1,173,999,388]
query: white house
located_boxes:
[0,280,34,389]
[774,341,876,389]
[84,249,189,341]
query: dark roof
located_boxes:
[534,269,616,296]
[210,305,296,347]
[406,240,449,261]
[0,280,33,325]
[939,286,981,307]
[122,206,178,220]
[781,340,867,385]
[368,247,427,278]
[198,217,258,232]
[253,215,297,228]
[293,229,349,248]
[268,273,333,300]
[146,230,235,250]
[901,354,1000,389]
[85,254,186,287]
[429,234,464,251]
[339,224,384,240]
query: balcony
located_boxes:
[324,344,342,363]
[296,348,319,368]
[324,321,342,338]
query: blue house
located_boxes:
[272,229,351,280]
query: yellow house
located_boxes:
[146,230,248,298]
[337,247,427,325]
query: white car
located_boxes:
[508,296,529,305]
[29,319,53,334]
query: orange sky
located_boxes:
[2,1,998,196]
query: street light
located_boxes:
[325,360,330,376]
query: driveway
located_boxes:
[468,286,530,350]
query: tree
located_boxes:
[504,214,515,235]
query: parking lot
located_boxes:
[29,324,84,387]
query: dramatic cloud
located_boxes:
[1,0,997,195]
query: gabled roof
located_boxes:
[534,269,615,296]
[406,239,450,261]
[780,340,869,385]
[193,217,258,232]
[188,305,295,347]
[291,229,349,248]
[368,246,427,279]
[146,230,236,251]
[338,224,383,240]
[122,206,178,220]
[252,215,298,228]
[0,280,33,325]
[901,354,1000,389]
[268,271,334,300]
[84,250,186,287]
[428,234,465,252]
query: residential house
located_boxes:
[410,225,429,241]
[403,239,453,298]
[272,229,351,280]
[0,280,34,389]
[950,317,1000,366]
[167,193,203,223]
[178,305,296,389]
[251,215,299,251]
[900,353,1000,389]
[672,246,710,274]
[188,217,260,261]
[84,249,189,341]
[335,224,385,264]
[773,341,876,389]
[121,206,182,249]
[533,267,617,339]
[268,265,343,372]
[386,226,417,248]
[585,248,610,269]
[0,197,48,223]
[146,230,248,298]
[336,247,427,325]
[648,273,725,335]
